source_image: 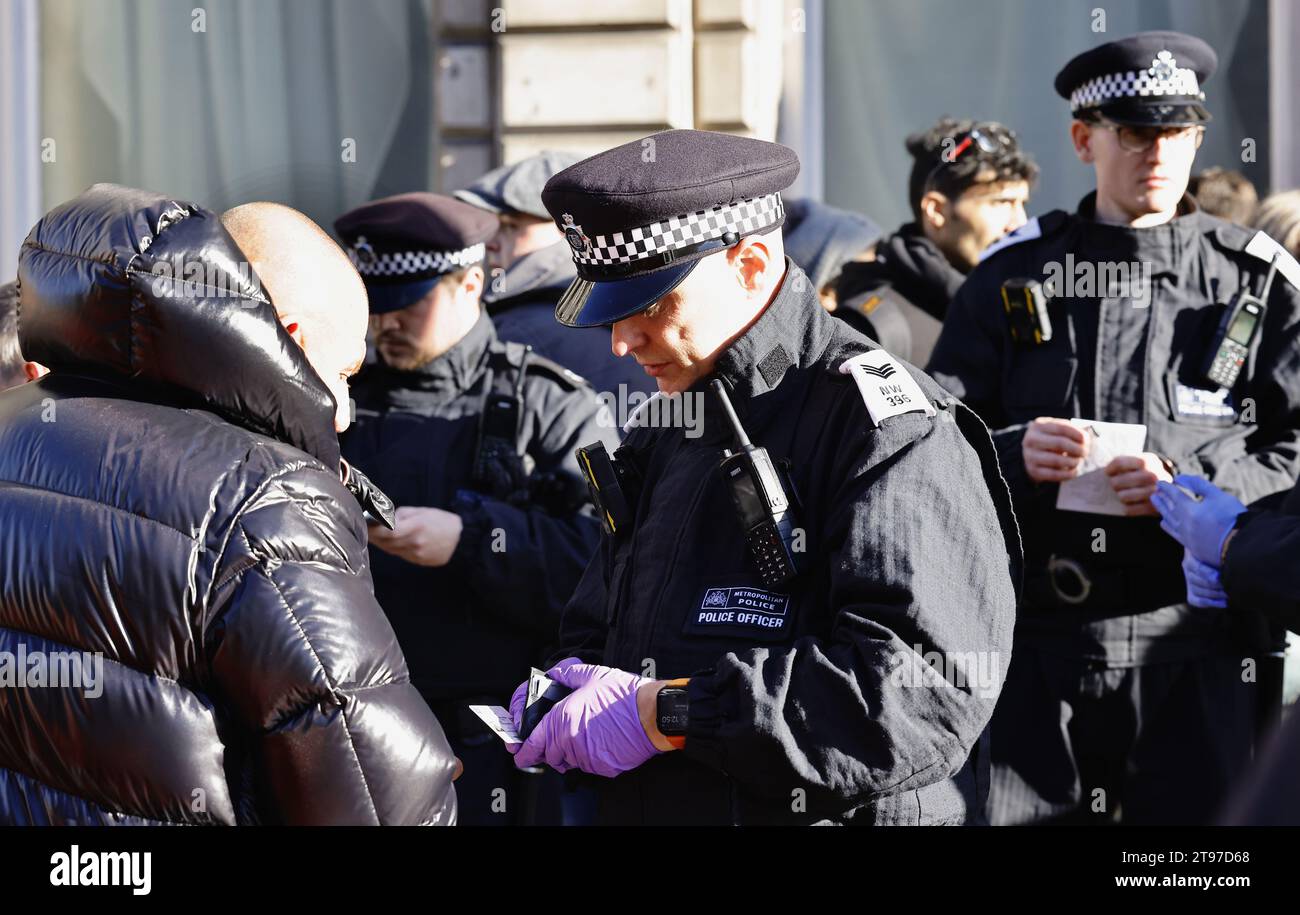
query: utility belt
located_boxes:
[1023,554,1185,615]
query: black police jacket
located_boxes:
[0,184,458,825]
[341,312,617,707]
[929,193,1300,664]
[485,242,657,402]
[555,260,1022,825]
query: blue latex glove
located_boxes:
[1183,549,1228,608]
[508,658,660,777]
[1151,475,1245,566]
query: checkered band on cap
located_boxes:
[348,241,485,278]
[565,193,784,270]
[1069,50,1202,112]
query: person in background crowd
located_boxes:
[0,281,46,390]
[0,184,459,825]
[456,151,656,401]
[781,197,880,315]
[835,116,1036,365]
[1254,190,1300,259]
[335,191,616,825]
[1188,166,1258,224]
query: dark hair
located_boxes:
[0,281,25,384]
[1188,167,1258,225]
[906,117,1039,221]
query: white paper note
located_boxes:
[1055,419,1147,516]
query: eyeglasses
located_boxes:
[924,123,1018,191]
[1093,119,1205,154]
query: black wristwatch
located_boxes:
[656,687,690,737]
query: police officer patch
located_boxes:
[684,582,793,642]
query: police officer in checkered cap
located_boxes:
[334,191,618,825]
[502,129,1022,825]
[930,31,1300,825]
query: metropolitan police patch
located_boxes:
[684,582,793,642]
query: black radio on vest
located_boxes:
[711,380,804,587]
[1203,254,1278,389]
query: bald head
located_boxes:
[221,202,369,432]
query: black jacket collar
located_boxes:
[690,259,835,443]
[1074,190,1205,262]
[360,310,497,403]
[837,223,965,321]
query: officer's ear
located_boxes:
[1070,120,1096,164]
[919,190,949,233]
[457,265,485,303]
[729,236,775,295]
[23,361,47,383]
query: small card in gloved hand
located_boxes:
[520,667,573,740]
[468,704,521,746]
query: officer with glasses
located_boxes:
[929,31,1300,825]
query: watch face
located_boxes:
[657,688,690,736]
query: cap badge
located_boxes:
[1149,50,1177,82]
[561,213,591,256]
[353,235,377,267]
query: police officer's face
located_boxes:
[924,180,1030,271]
[1074,119,1203,222]
[610,239,781,395]
[487,213,563,273]
[370,267,484,371]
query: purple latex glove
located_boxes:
[510,658,660,777]
[1183,549,1228,608]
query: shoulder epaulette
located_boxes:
[978,210,1069,263]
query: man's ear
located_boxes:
[23,361,47,382]
[919,191,949,232]
[458,265,485,303]
[731,237,774,294]
[279,314,307,348]
[1070,120,1095,164]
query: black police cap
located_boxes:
[541,129,800,328]
[1055,30,1217,127]
[334,192,498,314]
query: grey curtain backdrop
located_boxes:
[823,0,1271,231]
[37,0,434,233]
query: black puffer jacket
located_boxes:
[0,184,458,825]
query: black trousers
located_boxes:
[988,642,1256,825]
